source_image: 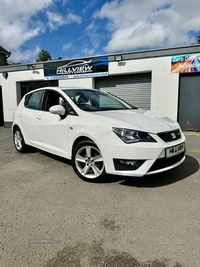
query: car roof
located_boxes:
[34,86,96,91]
[28,87,98,94]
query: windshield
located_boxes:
[63,89,134,111]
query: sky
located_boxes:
[1,0,200,64]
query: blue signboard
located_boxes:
[44,56,108,80]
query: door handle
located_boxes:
[18,113,22,117]
[36,115,42,120]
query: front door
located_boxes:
[35,90,70,158]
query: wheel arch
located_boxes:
[12,124,28,145]
[12,123,18,132]
[12,124,21,134]
[72,136,93,153]
[71,135,104,159]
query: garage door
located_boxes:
[178,74,200,131]
[95,73,151,110]
[20,80,58,100]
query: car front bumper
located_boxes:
[97,131,186,177]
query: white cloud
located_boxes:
[0,0,53,21]
[93,0,200,53]
[9,46,41,63]
[62,42,72,50]
[0,0,82,62]
[47,11,82,30]
[47,11,64,30]
[83,0,97,13]
[1,21,42,50]
[82,47,95,56]
[65,13,82,25]
[60,0,69,5]
[0,0,53,61]
[83,21,102,55]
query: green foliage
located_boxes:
[35,49,52,62]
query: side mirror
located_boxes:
[49,105,66,118]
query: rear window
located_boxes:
[25,90,44,110]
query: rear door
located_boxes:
[19,89,44,143]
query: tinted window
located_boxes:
[25,90,44,110]
[42,90,77,115]
[42,91,63,111]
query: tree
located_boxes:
[35,49,52,62]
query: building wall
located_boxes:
[59,77,94,88]
[0,55,180,126]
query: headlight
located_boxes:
[112,128,156,143]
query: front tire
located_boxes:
[13,127,27,153]
[72,140,106,182]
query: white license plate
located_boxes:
[166,143,185,158]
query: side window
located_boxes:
[66,103,77,115]
[40,90,77,116]
[25,90,44,110]
[42,91,67,111]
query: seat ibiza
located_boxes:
[12,87,186,182]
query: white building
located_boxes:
[1,44,200,131]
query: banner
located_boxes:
[171,53,200,73]
[44,56,108,80]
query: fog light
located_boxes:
[119,160,138,166]
[113,159,145,171]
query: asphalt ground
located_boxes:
[0,127,200,267]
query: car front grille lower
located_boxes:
[148,150,185,173]
[157,129,181,142]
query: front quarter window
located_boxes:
[25,90,44,110]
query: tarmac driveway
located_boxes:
[0,127,200,267]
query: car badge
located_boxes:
[171,133,176,139]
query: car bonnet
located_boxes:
[94,109,180,133]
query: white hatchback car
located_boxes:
[12,87,186,182]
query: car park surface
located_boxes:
[0,127,200,267]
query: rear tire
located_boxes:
[13,127,28,153]
[72,140,106,182]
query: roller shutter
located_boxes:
[95,73,151,110]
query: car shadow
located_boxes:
[26,148,71,164]
[39,150,71,165]
[105,155,199,188]
[27,149,199,188]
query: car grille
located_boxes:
[148,151,185,172]
[157,129,181,142]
